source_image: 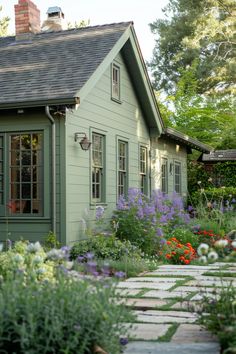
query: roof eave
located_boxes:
[164,127,212,153]
[0,96,79,110]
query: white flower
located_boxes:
[197,243,209,256]
[32,255,44,265]
[65,261,74,270]
[47,249,64,261]
[26,241,41,253]
[208,251,218,262]
[13,254,24,263]
[231,241,236,248]
[214,239,228,248]
[36,267,46,275]
[199,255,208,264]
[197,181,202,185]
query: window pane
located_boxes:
[118,141,127,197]
[161,158,168,194]
[92,132,104,202]
[9,132,43,215]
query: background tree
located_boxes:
[150,0,236,150]
[149,0,235,96]
[0,6,9,36]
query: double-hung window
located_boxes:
[112,64,120,101]
[139,146,148,194]
[0,132,43,216]
[161,157,168,194]
[92,133,105,202]
[174,161,181,194]
[118,140,128,197]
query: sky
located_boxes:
[1,0,169,61]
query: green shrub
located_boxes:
[0,241,56,282]
[169,228,200,249]
[191,187,236,209]
[70,234,143,261]
[200,284,236,353]
[0,275,134,353]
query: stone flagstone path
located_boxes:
[121,262,236,354]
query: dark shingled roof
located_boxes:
[0,22,131,107]
[201,150,236,162]
[163,127,212,153]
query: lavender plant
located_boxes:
[113,189,190,255]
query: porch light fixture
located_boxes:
[74,132,92,151]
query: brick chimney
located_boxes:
[14,0,40,39]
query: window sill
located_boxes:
[0,216,51,223]
[89,203,108,210]
[111,97,122,104]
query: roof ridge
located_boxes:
[0,21,133,40]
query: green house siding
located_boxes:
[65,52,150,243]
[0,110,53,242]
[151,136,188,196]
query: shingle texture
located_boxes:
[201,150,236,161]
[0,22,130,105]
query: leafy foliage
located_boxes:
[0,275,133,354]
[0,6,9,37]
[188,161,236,194]
[200,284,236,352]
[149,0,236,95]
[113,189,190,255]
[70,234,143,261]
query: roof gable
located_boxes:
[0,22,163,134]
[0,22,130,108]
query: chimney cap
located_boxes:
[47,6,63,14]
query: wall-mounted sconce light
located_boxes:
[74,132,92,151]
[169,162,173,175]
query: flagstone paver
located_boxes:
[117,281,173,290]
[125,323,171,340]
[186,279,236,287]
[143,289,193,298]
[126,277,183,282]
[171,324,218,343]
[120,263,232,353]
[125,298,169,308]
[124,342,220,353]
[134,310,198,323]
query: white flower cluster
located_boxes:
[197,243,218,263]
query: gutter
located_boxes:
[45,106,56,235]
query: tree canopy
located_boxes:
[149,0,236,96]
[0,6,9,37]
[150,0,236,150]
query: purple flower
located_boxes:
[77,255,85,263]
[232,198,236,204]
[114,271,126,279]
[86,252,94,260]
[117,195,127,210]
[188,205,194,212]
[159,214,168,224]
[101,264,110,277]
[120,338,129,346]
[156,227,163,237]
[160,238,167,245]
[96,205,105,220]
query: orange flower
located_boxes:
[184,250,189,254]
[172,251,176,255]
[166,254,172,259]
[184,259,190,264]
[179,256,185,261]
[177,244,182,248]
[167,241,172,245]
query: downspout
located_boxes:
[45,106,56,235]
